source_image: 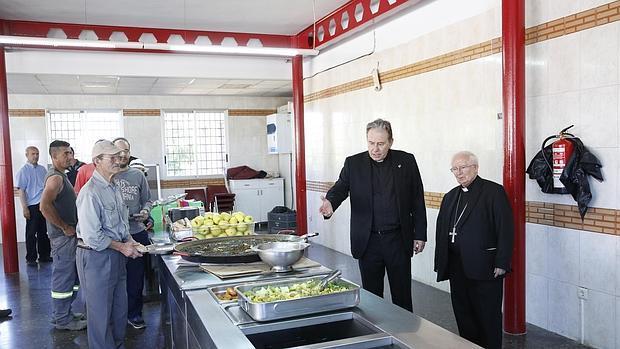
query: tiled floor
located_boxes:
[0,242,591,348]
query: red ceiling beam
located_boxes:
[1,20,294,48]
[294,0,418,50]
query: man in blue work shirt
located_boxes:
[16,146,51,266]
[76,140,143,349]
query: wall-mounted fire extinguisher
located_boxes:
[542,125,575,191]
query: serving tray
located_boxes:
[235,276,360,322]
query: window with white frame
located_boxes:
[163,110,227,177]
[46,110,123,163]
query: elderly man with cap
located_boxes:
[76,140,143,349]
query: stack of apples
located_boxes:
[191,211,254,240]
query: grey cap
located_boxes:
[91,140,122,158]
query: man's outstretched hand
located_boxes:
[319,196,333,218]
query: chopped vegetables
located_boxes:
[241,280,351,303]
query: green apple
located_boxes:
[244,215,254,223]
[212,216,221,224]
[229,217,238,224]
[210,227,222,236]
[225,227,236,236]
[203,219,214,226]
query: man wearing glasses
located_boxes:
[434,151,514,349]
[112,137,152,330]
[76,140,143,349]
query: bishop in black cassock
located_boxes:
[434,151,514,349]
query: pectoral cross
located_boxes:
[449,227,457,243]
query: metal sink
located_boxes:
[237,311,410,349]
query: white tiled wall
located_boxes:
[526,224,620,346]
[547,278,581,339]
[304,0,620,346]
[585,288,616,348]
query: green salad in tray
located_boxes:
[242,280,351,303]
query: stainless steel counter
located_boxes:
[157,252,480,349]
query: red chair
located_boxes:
[206,185,235,212]
[184,188,207,207]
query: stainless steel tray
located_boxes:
[235,276,360,322]
[208,285,239,304]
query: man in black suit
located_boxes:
[319,118,427,312]
[434,151,514,349]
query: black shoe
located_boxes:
[0,309,11,318]
[128,317,146,329]
[39,257,53,263]
[26,260,37,266]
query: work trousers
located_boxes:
[126,230,150,319]
[78,247,128,349]
[25,204,50,262]
[358,231,413,312]
[50,235,84,325]
[448,253,504,349]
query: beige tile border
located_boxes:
[305,1,620,103]
[123,109,161,117]
[9,109,278,118]
[307,182,619,236]
[526,202,618,235]
[228,109,277,117]
[8,109,45,117]
[160,177,225,190]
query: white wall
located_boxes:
[303,0,620,347]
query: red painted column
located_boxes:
[0,46,19,273]
[502,0,526,334]
[292,55,307,236]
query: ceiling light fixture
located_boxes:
[0,35,118,49]
[144,43,318,56]
[0,35,319,57]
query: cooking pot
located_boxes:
[251,241,310,272]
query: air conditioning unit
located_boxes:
[266,113,292,154]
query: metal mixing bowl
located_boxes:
[252,241,310,272]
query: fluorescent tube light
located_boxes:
[0,35,118,49]
[0,35,319,56]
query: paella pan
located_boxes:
[174,233,317,263]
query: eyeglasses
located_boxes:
[450,164,476,173]
[100,155,121,162]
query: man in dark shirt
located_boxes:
[40,140,86,331]
[66,147,85,186]
[320,119,427,311]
